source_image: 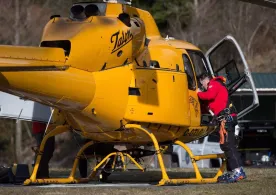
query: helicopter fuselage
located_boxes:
[0,2,213,145]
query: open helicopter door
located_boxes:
[205,35,259,119]
[0,92,51,123]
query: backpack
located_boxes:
[0,164,32,184]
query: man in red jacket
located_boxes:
[197,73,246,183]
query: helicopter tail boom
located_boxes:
[0,45,97,111]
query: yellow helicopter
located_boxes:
[0,0,259,186]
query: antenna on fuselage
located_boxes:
[165,35,175,41]
[103,0,132,5]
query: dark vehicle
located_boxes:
[233,91,276,167]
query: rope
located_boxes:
[72,129,89,162]
[43,108,54,137]
[144,151,157,170]
[219,119,228,144]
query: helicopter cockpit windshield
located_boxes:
[69,3,107,20]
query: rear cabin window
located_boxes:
[183,54,196,91]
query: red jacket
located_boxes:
[197,77,229,116]
[32,122,47,134]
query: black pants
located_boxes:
[34,133,55,178]
[220,121,242,171]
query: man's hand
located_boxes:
[196,88,202,93]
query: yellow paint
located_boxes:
[0,2,215,144]
[0,1,217,144]
[0,2,235,186]
[26,125,70,185]
[24,123,222,186]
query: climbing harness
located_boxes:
[219,119,227,144]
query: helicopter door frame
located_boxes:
[205,35,259,119]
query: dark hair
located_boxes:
[199,73,211,80]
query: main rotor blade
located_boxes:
[239,0,276,9]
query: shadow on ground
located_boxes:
[46,168,220,184]
[106,170,216,184]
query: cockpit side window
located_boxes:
[187,50,209,78]
[183,54,196,91]
[187,50,209,88]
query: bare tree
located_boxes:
[168,0,276,72]
[0,0,74,46]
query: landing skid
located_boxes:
[23,124,226,186]
[125,124,227,185]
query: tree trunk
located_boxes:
[15,120,22,163]
[194,0,198,19]
[14,0,22,163]
[14,0,20,45]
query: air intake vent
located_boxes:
[40,40,71,57]
[129,87,141,96]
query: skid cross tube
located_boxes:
[24,124,227,186]
[171,140,227,184]
[125,124,170,185]
[88,151,145,179]
[24,128,96,185]
[125,124,227,185]
[24,125,70,185]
